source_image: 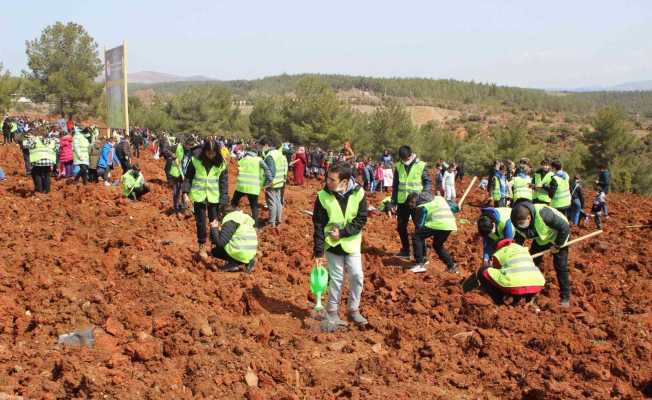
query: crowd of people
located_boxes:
[1,114,610,332]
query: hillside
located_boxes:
[129,73,652,115]
[0,145,650,399]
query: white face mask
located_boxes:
[516,221,529,229]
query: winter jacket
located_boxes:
[98,143,114,169]
[89,140,103,169]
[59,135,73,162]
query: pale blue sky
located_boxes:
[1,0,650,88]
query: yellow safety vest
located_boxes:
[396,160,426,204]
[317,188,365,254]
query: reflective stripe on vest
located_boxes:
[169,144,185,178]
[551,175,571,209]
[190,157,225,203]
[488,244,545,288]
[492,175,503,200]
[29,139,56,163]
[396,161,426,204]
[73,134,90,164]
[419,196,457,231]
[236,156,263,195]
[223,211,257,263]
[488,207,512,241]
[267,148,287,188]
[317,188,365,254]
[534,171,553,203]
[512,176,533,201]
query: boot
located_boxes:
[320,311,348,333]
[347,310,368,326]
[198,243,209,261]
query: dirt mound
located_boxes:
[0,145,650,399]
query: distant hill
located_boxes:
[569,80,652,92]
[128,71,215,84]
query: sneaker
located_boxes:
[221,262,241,272]
[245,259,256,273]
[104,181,110,187]
[347,310,368,326]
[395,250,410,259]
[409,264,428,273]
[560,298,570,309]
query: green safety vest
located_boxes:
[317,188,365,254]
[533,171,553,203]
[491,175,503,201]
[515,204,569,246]
[235,156,264,195]
[10,122,17,133]
[487,207,512,242]
[223,210,258,263]
[550,174,571,209]
[29,138,56,163]
[396,160,426,204]
[121,171,144,197]
[379,196,392,212]
[487,243,545,288]
[266,148,287,188]
[73,133,90,165]
[190,157,225,204]
[168,144,185,178]
[512,176,533,201]
[418,196,457,231]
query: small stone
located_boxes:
[245,368,259,387]
[371,343,383,354]
[327,340,347,352]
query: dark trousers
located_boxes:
[22,148,32,175]
[74,164,88,184]
[493,197,506,207]
[134,144,141,158]
[97,167,110,182]
[412,229,454,268]
[530,241,570,300]
[128,185,150,201]
[194,201,220,244]
[119,157,131,174]
[396,202,418,252]
[31,166,51,193]
[231,190,260,224]
[211,245,242,265]
[88,168,98,182]
[172,179,185,211]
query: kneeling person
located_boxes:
[477,239,545,304]
[408,192,458,273]
[209,207,257,273]
[121,165,149,200]
[313,163,369,332]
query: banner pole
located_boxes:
[104,46,109,139]
[123,40,129,137]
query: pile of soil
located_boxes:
[0,145,650,399]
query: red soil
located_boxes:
[0,145,650,399]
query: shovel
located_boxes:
[310,262,329,311]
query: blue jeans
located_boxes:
[569,198,582,225]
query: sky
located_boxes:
[1,0,651,89]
